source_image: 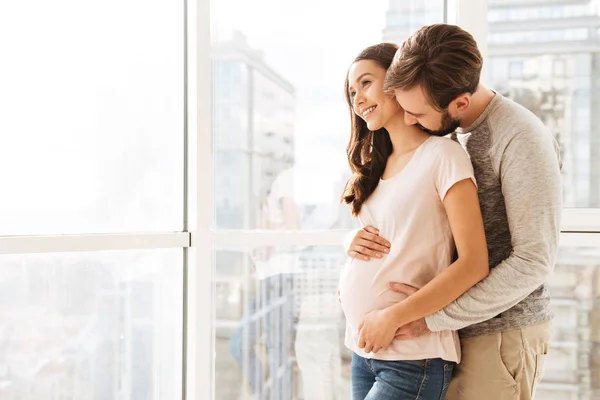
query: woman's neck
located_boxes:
[385,113,430,156]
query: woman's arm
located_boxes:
[385,178,489,327]
[357,177,488,353]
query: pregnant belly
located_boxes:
[338,258,408,329]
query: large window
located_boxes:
[2,0,600,399]
[209,0,600,398]
[0,0,187,399]
[0,250,184,399]
[486,0,600,209]
[0,1,184,236]
[484,2,600,398]
[542,242,600,400]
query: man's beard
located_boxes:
[417,111,461,137]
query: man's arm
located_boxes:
[425,130,562,332]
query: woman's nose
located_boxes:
[354,92,366,106]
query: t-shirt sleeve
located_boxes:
[434,138,477,201]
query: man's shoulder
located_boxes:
[483,95,556,159]
[486,95,548,140]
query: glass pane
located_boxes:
[486,2,600,208]
[544,244,600,399]
[214,241,600,399]
[215,246,349,399]
[215,241,600,400]
[0,1,184,235]
[0,249,183,399]
[211,0,445,230]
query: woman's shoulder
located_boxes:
[426,136,468,158]
[427,135,462,149]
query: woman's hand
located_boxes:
[357,308,398,353]
[346,226,391,261]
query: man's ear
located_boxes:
[452,94,471,113]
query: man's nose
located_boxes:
[404,112,418,125]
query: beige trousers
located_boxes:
[445,321,552,400]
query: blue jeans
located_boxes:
[229,274,297,400]
[351,353,454,400]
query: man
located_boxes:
[345,24,562,399]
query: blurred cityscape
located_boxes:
[0,251,184,399]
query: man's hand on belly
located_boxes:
[393,319,430,340]
[388,282,431,340]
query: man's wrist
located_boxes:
[424,314,438,332]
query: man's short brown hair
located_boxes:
[384,24,483,111]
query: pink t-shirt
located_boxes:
[338,136,476,363]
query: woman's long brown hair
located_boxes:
[341,43,398,216]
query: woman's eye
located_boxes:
[350,91,356,97]
[362,80,371,87]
